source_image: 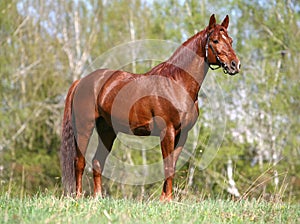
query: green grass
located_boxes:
[0,194,299,224]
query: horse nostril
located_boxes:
[231,60,241,71]
[231,60,236,69]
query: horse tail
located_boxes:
[60,79,80,196]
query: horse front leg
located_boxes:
[160,126,176,202]
[160,130,188,202]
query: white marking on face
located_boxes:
[221,34,227,40]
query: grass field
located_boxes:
[0,194,299,224]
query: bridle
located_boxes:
[205,31,229,74]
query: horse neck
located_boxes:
[166,29,209,100]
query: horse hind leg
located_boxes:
[75,141,85,198]
[74,123,95,198]
[93,118,116,198]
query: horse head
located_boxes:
[205,14,241,75]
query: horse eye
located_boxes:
[213,40,219,44]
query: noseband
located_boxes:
[205,31,228,74]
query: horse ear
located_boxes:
[208,14,216,30]
[221,15,229,29]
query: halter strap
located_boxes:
[205,31,228,74]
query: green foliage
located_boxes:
[1,149,61,197]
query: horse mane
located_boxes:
[146,29,206,77]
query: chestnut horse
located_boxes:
[60,14,240,201]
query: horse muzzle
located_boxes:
[224,59,241,75]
